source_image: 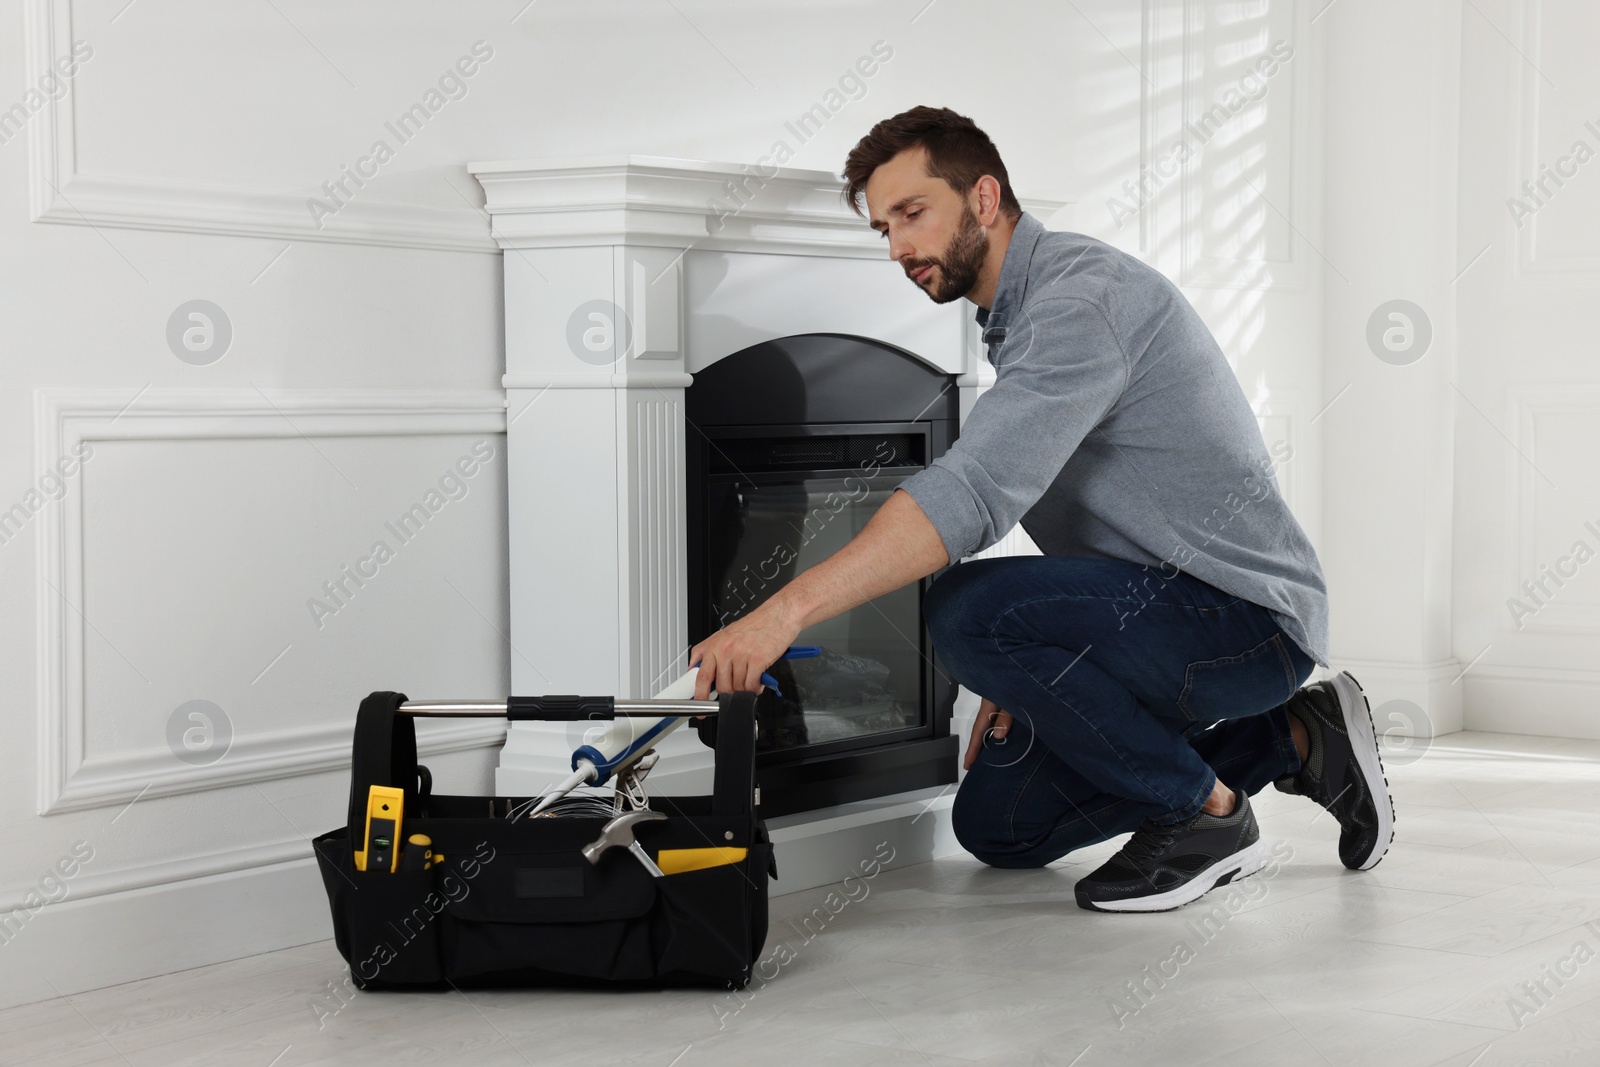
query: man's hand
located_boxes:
[963,697,1012,770]
[688,602,802,702]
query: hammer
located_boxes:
[582,809,667,877]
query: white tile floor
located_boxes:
[6,732,1600,1067]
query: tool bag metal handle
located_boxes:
[344,691,760,848]
[402,695,719,720]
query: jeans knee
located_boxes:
[951,785,1050,869]
[923,560,1001,656]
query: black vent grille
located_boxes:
[709,433,924,475]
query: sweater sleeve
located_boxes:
[897,297,1130,562]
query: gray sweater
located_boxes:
[898,211,1329,668]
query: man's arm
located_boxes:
[897,297,1130,562]
[688,487,948,701]
[690,297,1127,701]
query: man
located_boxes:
[689,106,1394,912]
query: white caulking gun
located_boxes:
[521,645,821,817]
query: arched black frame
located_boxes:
[687,333,961,817]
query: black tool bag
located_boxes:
[312,690,777,991]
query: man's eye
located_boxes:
[907,210,921,220]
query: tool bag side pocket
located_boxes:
[646,691,770,988]
[312,826,446,989]
[749,825,776,966]
[651,831,774,989]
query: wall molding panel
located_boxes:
[1508,385,1600,636]
[22,0,496,253]
[34,387,508,815]
[1509,0,1600,279]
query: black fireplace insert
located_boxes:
[687,333,962,817]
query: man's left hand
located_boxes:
[688,604,801,702]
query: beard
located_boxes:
[906,203,989,304]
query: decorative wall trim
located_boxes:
[1508,385,1600,635]
[1470,661,1600,686]
[23,0,495,253]
[622,393,687,698]
[1507,0,1600,278]
[468,154,1069,258]
[34,388,508,814]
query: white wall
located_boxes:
[1,0,514,1009]
[2,0,1332,1006]
[1318,0,1465,737]
[1453,0,1600,738]
[1314,0,1600,743]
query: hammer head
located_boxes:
[581,808,667,864]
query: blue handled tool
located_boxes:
[756,645,820,698]
[519,646,821,818]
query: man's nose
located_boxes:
[888,232,916,266]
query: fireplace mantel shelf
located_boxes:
[467,154,1069,256]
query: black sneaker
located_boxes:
[1075,791,1266,912]
[1273,670,1394,870]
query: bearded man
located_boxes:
[690,105,1393,912]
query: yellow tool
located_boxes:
[354,785,405,872]
[399,833,433,871]
[656,846,747,875]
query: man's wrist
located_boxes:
[765,584,812,634]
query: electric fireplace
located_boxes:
[687,333,960,817]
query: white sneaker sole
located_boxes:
[1332,670,1395,870]
[1085,838,1268,913]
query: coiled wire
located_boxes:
[505,791,617,821]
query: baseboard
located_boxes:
[1329,657,1464,736]
[764,784,959,897]
[0,854,329,1011]
[1463,664,1600,741]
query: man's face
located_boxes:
[866,147,990,305]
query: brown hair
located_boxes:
[841,106,1022,222]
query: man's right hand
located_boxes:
[963,697,1013,771]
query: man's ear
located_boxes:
[972,175,1003,227]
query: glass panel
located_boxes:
[706,474,923,751]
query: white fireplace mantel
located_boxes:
[467,154,1067,892]
[472,153,922,257]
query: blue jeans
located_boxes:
[924,555,1315,869]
